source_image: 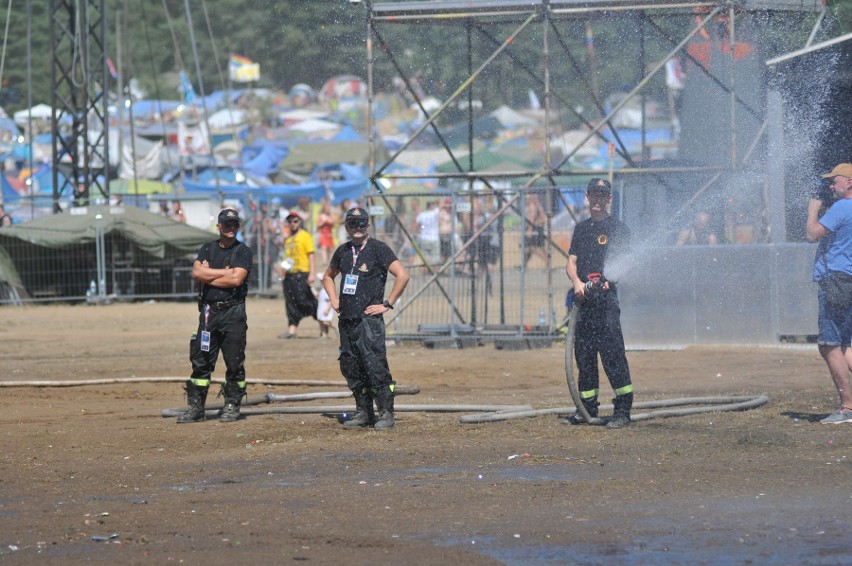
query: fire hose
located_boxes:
[459,300,768,424]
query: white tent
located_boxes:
[207,108,249,129]
[279,108,329,124]
[491,105,540,129]
[287,118,341,135]
[13,104,55,125]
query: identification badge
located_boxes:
[200,331,211,352]
[342,274,359,295]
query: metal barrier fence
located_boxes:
[0,191,581,338]
[0,193,817,346]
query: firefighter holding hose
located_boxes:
[563,178,634,428]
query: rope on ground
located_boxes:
[0,377,349,388]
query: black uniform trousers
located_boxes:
[283,272,317,327]
[338,316,394,394]
[190,302,247,386]
[573,290,632,395]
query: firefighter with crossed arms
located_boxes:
[178,208,253,423]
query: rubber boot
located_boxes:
[607,392,633,429]
[343,389,375,429]
[559,396,598,425]
[177,380,208,423]
[218,381,246,422]
[373,388,395,430]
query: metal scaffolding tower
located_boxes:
[50,0,111,212]
[361,0,825,342]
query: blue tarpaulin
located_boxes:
[130,100,183,117]
[182,177,367,207]
[242,142,290,176]
[1,174,20,203]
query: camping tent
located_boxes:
[208,108,249,129]
[13,104,55,125]
[0,205,213,299]
[0,205,211,256]
[319,75,367,102]
[280,140,388,172]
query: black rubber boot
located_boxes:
[177,380,208,424]
[218,382,246,422]
[607,392,633,429]
[559,396,599,425]
[343,389,375,429]
[373,388,395,430]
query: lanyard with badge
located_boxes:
[200,304,211,351]
[342,239,367,295]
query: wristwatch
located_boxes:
[383,299,394,310]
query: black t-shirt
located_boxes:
[568,216,630,281]
[330,238,398,319]
[196,239,253,302]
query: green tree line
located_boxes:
[0,0,849,117]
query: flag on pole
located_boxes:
[229,54,260,83]
[179,70,196,104]
[585,22,595,58]
[106,56,118,79]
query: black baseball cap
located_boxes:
[218,208,241,224]
[587,178,612,193]
[345,207,369,221]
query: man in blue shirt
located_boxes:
[806,163,852,424]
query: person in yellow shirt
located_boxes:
[276,212,317,339]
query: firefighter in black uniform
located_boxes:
[177,208,253,423]
[563,179,634,429]
[322,207,410,430]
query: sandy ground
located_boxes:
[0,298,850,565]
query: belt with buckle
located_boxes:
[206,297,245,310]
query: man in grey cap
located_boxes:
[563,178,634,429]
[323,207,410,430]
[177,208,253,423]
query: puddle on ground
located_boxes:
[434,534,852,565]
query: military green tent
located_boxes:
[280,141,389,173]
[0,205,214,300]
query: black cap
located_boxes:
[218,208,241,224]
[586,178,612,193]
[345,207,369,220]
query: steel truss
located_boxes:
[361,0,823,336]
[50,0,111,211]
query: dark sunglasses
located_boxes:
[346,219,369,229]
[222,221,240,228]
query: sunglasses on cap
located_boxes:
[346,218,369,229]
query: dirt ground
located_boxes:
[0,299,850,565]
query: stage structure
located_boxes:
[49,0,111,212]
[359,0,828,346]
